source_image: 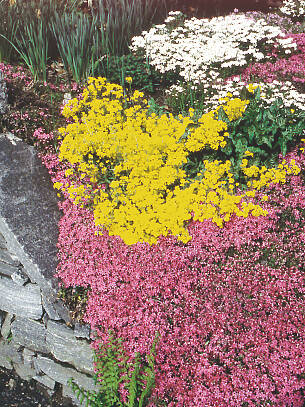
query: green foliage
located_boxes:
[94,0,168,56]
[95,53,169,93]
[221,86,305,180]
[1,1,49,82]
[146,98,169,116]
[184,86,305,186]
[164,82,209,117]
[68,330,160,407]
[50,11,101,83]
[0,0,18,62]
[0,0,84,78]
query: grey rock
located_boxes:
[1,312,13,339]
[0,339,23,365]
[33,357,42,376]
[0,248,20,266]
[0,133,71,323]
[34,355,97,391]
[0,355,13,370]
[0,277,43,319]
[11,268,29,286]
[0,354,12,369]
[41,292,62,321]
[11,317,49,353]
[74,323,91,340]
[0,232,6,249]
[13,362,36,381]
[33,374,56,390]
[0,309,5,329]
[46,320,94,374]
[0,71,8,115]
[23,348,35,368]
[62,385,83,407]
[0,261,19,277]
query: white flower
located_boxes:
[280,0,305,17]
[130,13,296,85]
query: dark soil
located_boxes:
[0,366,75,407]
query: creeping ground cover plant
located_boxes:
[49,146,305,407]
[54,78,301,246]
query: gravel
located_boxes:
[0,366,75,407]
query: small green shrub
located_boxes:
[185,86,305,186]
[221,86,305,180]
[68,330,160,407]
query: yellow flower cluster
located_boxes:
[55,78,300,245]
[241,158,300,189]
[216,95,249,122]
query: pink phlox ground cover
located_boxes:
[37,129,305,406]
[239,33,305,85]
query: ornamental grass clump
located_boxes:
[94,0,168,57]
[0,0,18,62]
[55,77,300,245]
[50,11,101,83]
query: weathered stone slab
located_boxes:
[34,356,97,392]
[0,277,42,319]
[23,348,35,369]
[0,340,23,365]
[0,261,19,277]
[0,312,13,339]
[0,353,12,369]
[0,248,20,266]
[0,133,71,323]
[0,232,6,249]
[33,374,56,390]
[62,384,83,407]
[74,322,91,340]
[11,317,49,353]
[13,362,36,381]
[46,320,94,374]
[11,269,29,286]
[41,292,61,321]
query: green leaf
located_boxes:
[217,106,228,123]
[254,85,261,100]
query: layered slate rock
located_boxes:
[35,355,97,391]
[0,133,94,405]
[46,320,94,374]
[0,133,70,323]
[0,277,43,319]
[11,317,49,353]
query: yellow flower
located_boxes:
[125,77,133,84]
[57,77,300,245]
[244,150,254,157]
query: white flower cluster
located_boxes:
[166,78,305,112]
[130,11,297,85]
[280,0,305,18]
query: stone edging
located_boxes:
[0,133,98,406]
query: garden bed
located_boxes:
[0,1,305,406]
